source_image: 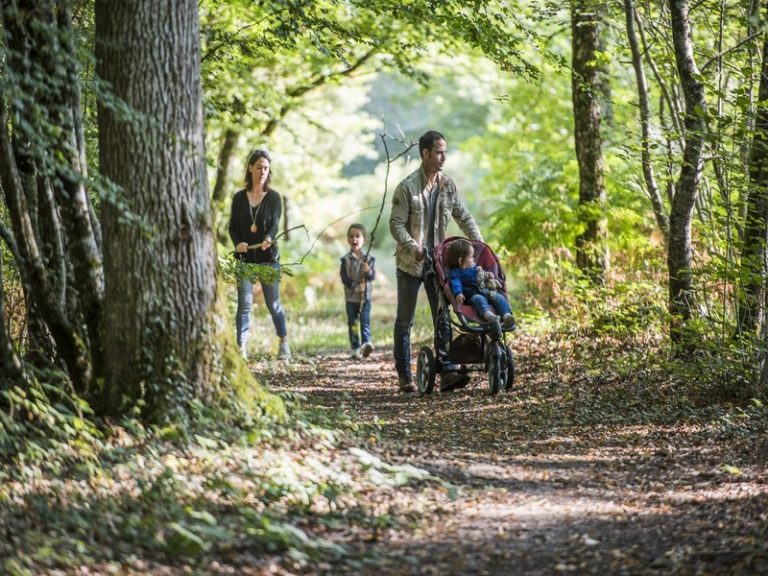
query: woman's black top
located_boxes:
[228,188,282,264]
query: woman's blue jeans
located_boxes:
[346,299,372,350]
[236,263,286,354]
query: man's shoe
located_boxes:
[278,340,292,360]
[351,347,361,359]
[502,313,517,331]
[360,341,374,358]
[398,377,416,393]
[440,373,470,392]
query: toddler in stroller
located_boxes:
[416,236,516,396]
[446,238,516,332]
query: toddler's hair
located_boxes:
[445,238,473,268]
[347,223,367,238]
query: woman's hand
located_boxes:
[236,242,248,253]
[361,262,370,273]
[260,236,273,250]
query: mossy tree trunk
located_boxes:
[96,0,223,421]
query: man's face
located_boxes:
[422,138,447,174]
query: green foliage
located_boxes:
[218,252,281,285]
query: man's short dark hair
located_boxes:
[419,130,446,155]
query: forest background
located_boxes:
[2,0,768,573]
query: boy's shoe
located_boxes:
[240,346,248,361]
[278,340,292,360]
[398,377,416,393]
[350,347,362,359]
[502,313,517,331]
[360,341,374,358]
[440,373,470,392]
[483,311,499,323]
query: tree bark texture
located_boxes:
[572,0,608,284]
[667,0,707,333]
[738,16,768,335]
[96,0,221,419]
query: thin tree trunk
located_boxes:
[572,0,608,284]
[667,0,708,338]
[625,0,670,243]
[211,126,240,245]
[96,0,222,420]
[0,232,29,386]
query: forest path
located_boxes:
[257,327,768,576]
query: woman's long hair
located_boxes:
[244,149,272,190]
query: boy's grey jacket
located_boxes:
[340,252,375,303]
[389,167,483,277]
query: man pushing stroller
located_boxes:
[389,130,484,394]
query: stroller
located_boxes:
[416,236,515,396]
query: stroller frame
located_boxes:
[416,236,515,395]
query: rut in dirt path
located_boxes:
[259,339,768,576]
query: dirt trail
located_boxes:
[259,336,768,576]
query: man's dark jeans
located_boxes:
[394,268,452,381]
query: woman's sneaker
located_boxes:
[350,347,362,359]
[502,313,517,330]
[360,341,374,358]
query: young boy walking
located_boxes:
[340,223,376,359]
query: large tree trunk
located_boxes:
[96,0,222,420]
[738,14,768,336]
[571,0,608,284]
[667,0,707,338]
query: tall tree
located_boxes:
[667,0,708,338]
[572,0,608,284]
[96,0,223,419]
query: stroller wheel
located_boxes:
[487,342,505,395]
[417,347,436,396]
[503,345,515,391]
